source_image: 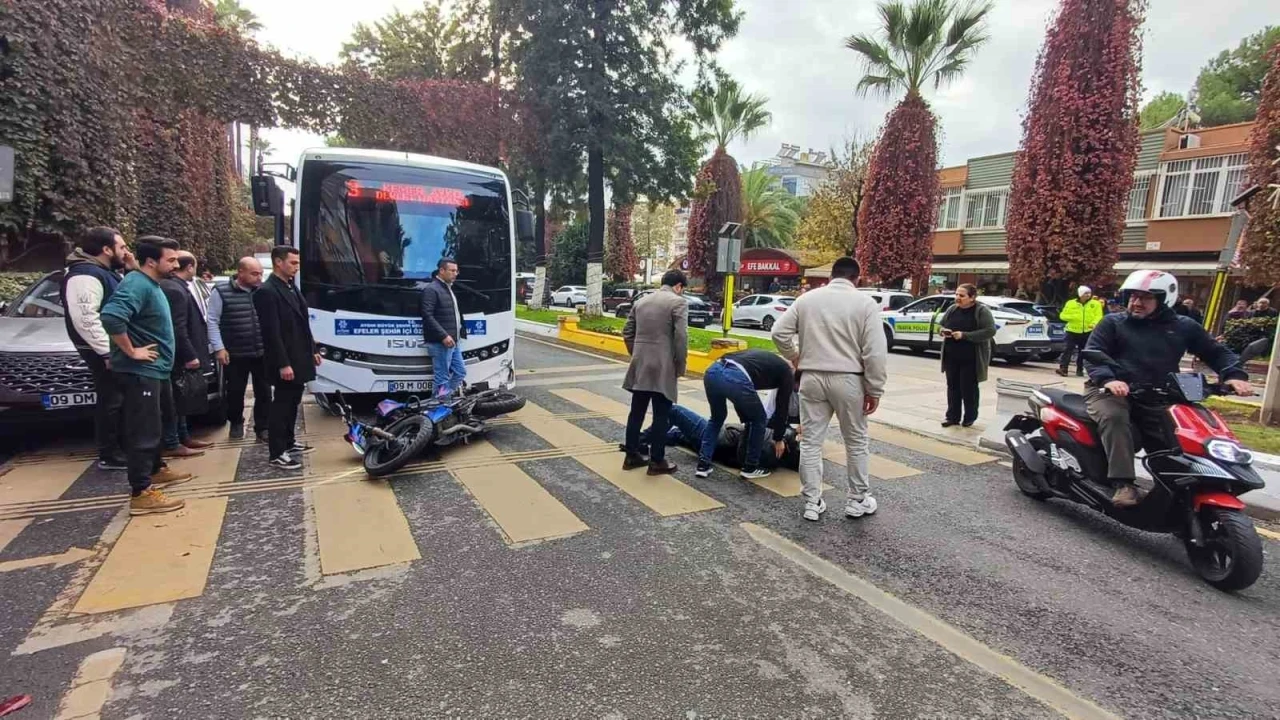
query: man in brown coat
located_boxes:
[621,270,689,475]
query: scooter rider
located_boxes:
[1083,270,1253,508]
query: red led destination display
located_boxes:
[345,180,470,208]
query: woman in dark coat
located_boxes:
[938,284,997,427]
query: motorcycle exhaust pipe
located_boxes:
[439,422,484,437]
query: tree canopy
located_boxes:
[1196,26,1280,127]
[794,138,874,266]
[845,0,993,99]
[692,78,772,153]
[1139,91,1186,130]
[1005,0,1145,304]
[740,168,802,249]
[1239,42,1280,286]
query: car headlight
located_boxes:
[1206,439,1252,465]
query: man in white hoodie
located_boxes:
[59,227,130,470]
[771,256,888,521]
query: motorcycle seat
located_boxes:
[1040,387,1095,426]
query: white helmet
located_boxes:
[1118,270,1179,308]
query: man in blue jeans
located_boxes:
[698,348,795,480]
[635,401,800,471]
[419,258,467,397]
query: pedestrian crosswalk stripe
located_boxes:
[518,363,620,376]
[0,460,88,504]
[550,387,631,420]
[302,402,347,438]
[823,442,922,480]
[72,497,228,615]
[869,425,994,466]
[518,403,724,517]
[311,479,421,576]
[451,442,589,545]
[0,518,31,554]
[173,447,243,485]
[307,440,363,477]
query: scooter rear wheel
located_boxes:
[1185,508,1264,592]
[471,391,526,419]
[1011,451,1050,500]
[363,415,434,477]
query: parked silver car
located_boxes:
[0,271,222,427]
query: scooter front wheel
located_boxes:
[363,415,435,477]
[1185,508,1264,592]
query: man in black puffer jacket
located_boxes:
[1084,270,1253,507]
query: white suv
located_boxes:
[881,294,1054,364]
[550,285,588,307]
[730,294,795,331]
[862,288,915,311]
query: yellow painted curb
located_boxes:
[556,315,747,374]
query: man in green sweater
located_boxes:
[100,236,193,515]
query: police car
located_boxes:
[881,294,1058,364]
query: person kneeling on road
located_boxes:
[1084,270,1253,508]
[697,348,795,481]
[631,399,801,472]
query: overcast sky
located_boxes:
[248,0,1265,173]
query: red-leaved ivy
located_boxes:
[1240,41,1280,287]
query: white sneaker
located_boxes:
[845,495,878,518]
[740,468,772,480]
[802,498,827,522]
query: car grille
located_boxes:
[0,352,95,395]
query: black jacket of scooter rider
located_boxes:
[1083,303,1248,388]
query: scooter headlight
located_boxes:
[1206,439,1252,465]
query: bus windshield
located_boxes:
[298,159,513,317]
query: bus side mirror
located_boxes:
[251,176,283,217]
[515,210,536,245]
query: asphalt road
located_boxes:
[0,336,1276,719]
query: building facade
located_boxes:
[929,122,1254,303]
[758,144,835,198]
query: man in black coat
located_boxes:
[419,258,467,398]
[253,246,321,470]
[159,251,214,458]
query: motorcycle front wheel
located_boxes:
[1185,508,1264,592]
[363,415,435,477]
[471,390,526,419]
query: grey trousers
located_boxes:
[798,371,871,503]
[1084,387,1170,481]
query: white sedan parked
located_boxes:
[550,285,588,307]
[730,294,795,331]
[881,294,1055,364]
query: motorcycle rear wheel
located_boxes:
[363,415,435,477]
[1011,452,1050,500]
[471,390,526,419]
[1185,508,1264,592]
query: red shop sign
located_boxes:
[739,258,799,276]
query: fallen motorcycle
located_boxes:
[333,384,526,477]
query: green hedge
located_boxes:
[1223,317,1276,356]
[0,273,48,303]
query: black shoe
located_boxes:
[961,420,976,428]
[255,430,269,444]
[695,461,713,478]
[291,442,316,455]
[229,422,245,440]
[1076,370,1084,377]
[941,420,958,428]
[647,460,678,476]
[97,457,128,471]
[269,454,302,471]
[622,452,649,471]
[1055,368,1069,377]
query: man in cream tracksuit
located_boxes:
[771,256,888,522]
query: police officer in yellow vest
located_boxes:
[1057,285,1104,377]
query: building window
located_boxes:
[936,187,963,229]
[1157,154,1248,218]
[1125,172,1154,223]
[963,188,1009,230]
[781,176,799,196]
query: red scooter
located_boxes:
[1003,349,1266,591]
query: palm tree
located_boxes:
[740,168,802,249]
[686,78,772,287]
[845,0,992,285]
[692,78,773,153]
[213,0,263,35]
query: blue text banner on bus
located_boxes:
[333,319,487,336]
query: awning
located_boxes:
[928,259,1223,275]
[804,263,833,279]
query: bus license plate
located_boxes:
[388,380,434,393]
[42,392,97,409]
